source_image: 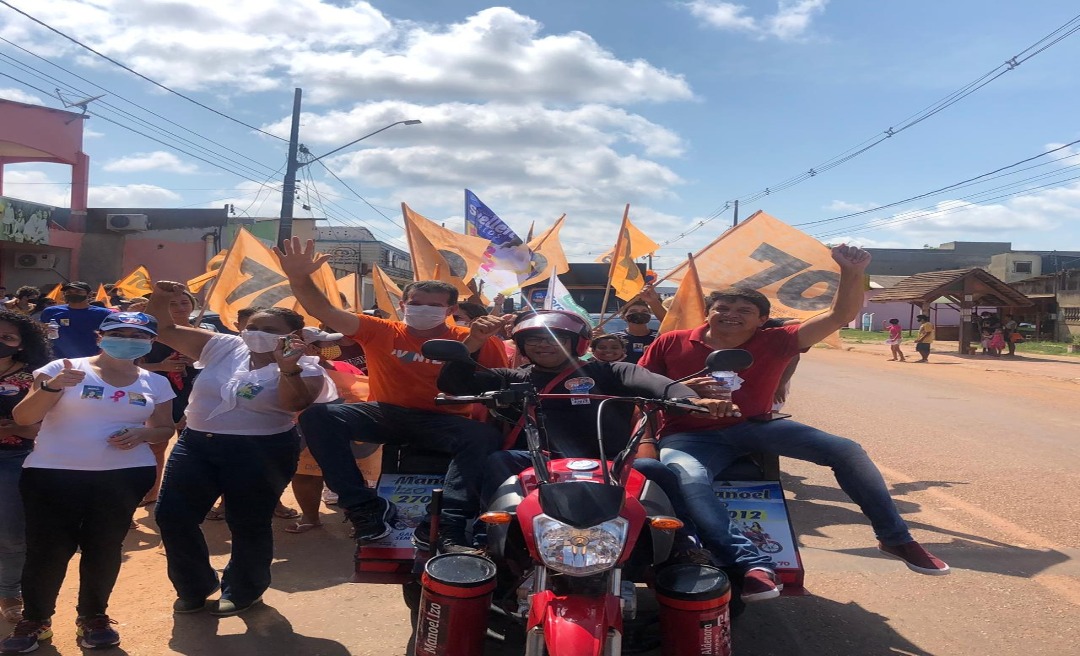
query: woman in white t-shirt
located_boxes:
[146,282,330,618]
[1,312,175,654]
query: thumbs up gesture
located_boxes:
[47,359,86,389]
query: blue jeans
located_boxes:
[0,450,29,598]
[661,420,913,570]
[298,403,502,528]
[155,428,299,605]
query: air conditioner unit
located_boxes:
[106,214,149,231]
[14,252,57,270]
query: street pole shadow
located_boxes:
[169,603,351,656]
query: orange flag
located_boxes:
[372,264,403,321]
[187,250,227,293]
[114,266,152,299]
[521,215,570,286]
[664,210,840,322]
[401,203,490,296]
[607,205,659,301]
[45,283,64,302]
[94,284,109,304]
[206,228,341,330]
[336,273,359,311]
[659,254,705,334]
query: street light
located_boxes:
[277,89,421,246]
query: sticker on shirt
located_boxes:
[564,377,596,405]
[81,385,105,400]
[128,392,148,406]
[0,384,21,396]
[59,318,70,326]
[108,390,127,403]
[236,382,265,400]
[632,343,646,353]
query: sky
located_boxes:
[2,0,1080,274]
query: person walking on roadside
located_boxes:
[0,312,175,653]
[147,284,331,617]
[38,282,113,359]
[1003,314,1019,357]
[914,315,935,363]
[885,318,906,362]
[0,310,51,626]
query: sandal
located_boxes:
[0,597,23,623]
[284,522,323,534]
[274,506,301,520]
[205,508,226,521]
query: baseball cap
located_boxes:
[61,281,93,294]
[99,312,158,336]
[300,326,344,344]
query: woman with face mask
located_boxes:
[146,282,332,617]
[1,313,176,653]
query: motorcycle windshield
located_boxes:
[538,482,624,529]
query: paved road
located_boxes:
[25,347,1080,655]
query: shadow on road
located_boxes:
[169,603,350,655]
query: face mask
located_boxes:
[319,345,342,361]
[625,312,651,325]
[0,343,19,358]
[64,294,88,304]
[99,336,153,360]
[241,329,283,354]
[403,305,449,330]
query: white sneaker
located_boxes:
[322,486,338,506]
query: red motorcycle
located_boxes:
[408,340,750,656]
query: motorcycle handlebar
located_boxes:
[433,392,709,413]
[434,394,488,406]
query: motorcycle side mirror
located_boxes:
[420,339,472,363]
[704,349,753,373]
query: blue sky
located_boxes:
[2,0,1079,273]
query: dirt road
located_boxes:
[11,346,1080,655]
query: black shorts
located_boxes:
[915,342,930,356]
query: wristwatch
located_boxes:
[39,380,62,393]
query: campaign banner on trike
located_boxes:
[713,480,805,592]
[354,473,445,583]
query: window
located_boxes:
[1013,261,1032,274]
[1063,307,1080,324]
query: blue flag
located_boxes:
[465,189,523,247]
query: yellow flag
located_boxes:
[94,284,109,304]
[186,250,228,293]
[607,205,659,301]
[665,210,840,322]
[45,284,64,302]
[336,273,359,311]
[114,266,152,299]
[206,228,341,330]
[659,254,705,334]
[522,215,570,286]
[372,264,403,321]
[402,203,491,296]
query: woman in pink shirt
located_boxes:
[885,318,906,362]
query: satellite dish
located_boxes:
[55,90,105,117]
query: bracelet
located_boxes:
[39,380,63,393]
[280,368,303,377]
[639,439,659,446]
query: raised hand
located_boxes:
[48,359,85,389]
[153,281,188,298]
[273,237,330,279]
[469,314,512,342]
[830,244,872,271]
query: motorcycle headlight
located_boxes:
[533,514,629,576]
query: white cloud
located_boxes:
[83,128,106,139]
[825,199,879,213]
[88,184,181,206]
[0,167,181,207]
[686,0,828,41]
[0,87,44,105]
[103,151,198,174]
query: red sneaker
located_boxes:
[878,541,950,575]
[741,567,782,602]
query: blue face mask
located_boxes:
[99,336,153,360]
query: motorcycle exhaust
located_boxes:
[654,564,732,656]
[412,553,497,656]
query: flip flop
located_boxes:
[284,522,323,534]
[274,507,301,519]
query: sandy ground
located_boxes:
[5,343,1079,655]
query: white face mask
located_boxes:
[403,305,449,330]
[241,329,283,353]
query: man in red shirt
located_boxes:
[277,238,509,552]
[640,245,949,597]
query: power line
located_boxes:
[675,11,1080,249]
[0,0,287,141]
[313,160,404,231]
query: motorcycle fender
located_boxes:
[527,590,622,656]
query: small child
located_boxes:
[885,318,905,362]
[981,329,993,354]
[590,334,627,363]
[989,328,1006,356]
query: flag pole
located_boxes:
[192,229,242,328]
[401,203,421,282]
[597,204,629,326]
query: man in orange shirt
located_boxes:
[277,238,509,552]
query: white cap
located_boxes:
[301,327,344,344]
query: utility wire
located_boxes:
[313,160,404,231]
[0,0,287,141]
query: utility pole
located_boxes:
[732,199,739,227]
[278,88,303,247]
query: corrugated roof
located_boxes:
[869,268,1032,307]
